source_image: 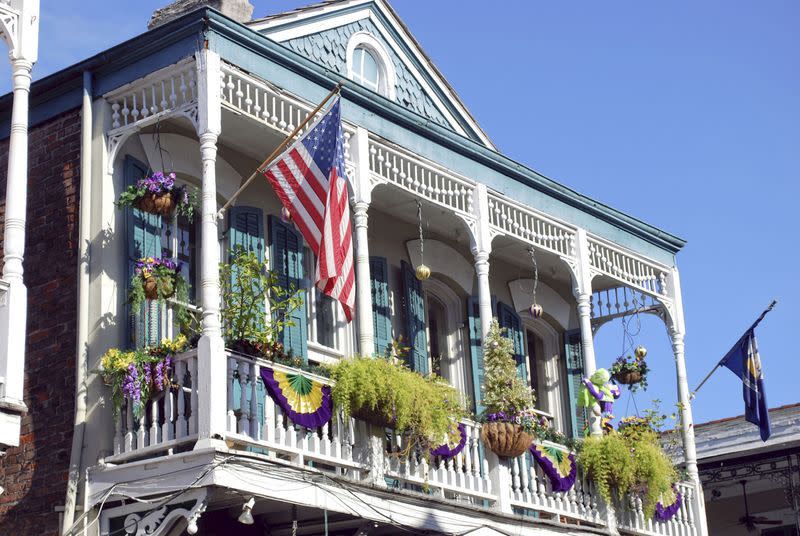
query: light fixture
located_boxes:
[238,497,255,525]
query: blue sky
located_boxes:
[7,1,797,425]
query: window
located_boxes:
[346,33,395,99]
[303,246,343,352]
[426,295,448,377]
[161,214,197,303]
[351,47,382,93]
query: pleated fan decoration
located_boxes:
[261,367,333,428]
[429,423,467,458]
[529,443,577,492]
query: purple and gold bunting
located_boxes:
[529,443,577,492]
[430,423,467,458]
[261,367,332,428]
[655,488,682,522]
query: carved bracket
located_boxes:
[116,488,208,536]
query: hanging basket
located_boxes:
[352,404,396,429]
[612,370,643,385]
[480,421,533,458]
[136,191,175,217]
[142,275,176,301]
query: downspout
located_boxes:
[62,69,92,535]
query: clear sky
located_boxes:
[7,1,797,425]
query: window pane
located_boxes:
[316,293,336,348]
[362,49,379,85]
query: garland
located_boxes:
[260,367,332,428]
[655,488,682,522]
[430,423,467,458]
[529,443,577,492]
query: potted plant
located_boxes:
[100,334,190,418]
[479,320,537,458]
[577,408,678,517]
[220,248,304,360]
[329,356,466,456]
[116,171,197,219]
[610,354,649,390]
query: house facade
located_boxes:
[0,1,709,534]
[695,404,800,535]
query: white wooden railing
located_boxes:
[587,236,670,299]
[618,480,700,535]
[487,192,577,257]
[110,348,198,460]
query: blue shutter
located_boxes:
[467,296,485,416]
[564,329,586,438]
[125,156,162,349]
[497,302,527,383]
[401,260,428,374]
[370,256,393,357]
[269,215,307,361]
[228,207,266,425]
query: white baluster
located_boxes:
[226,357,236,432]
[124,402,133,452]
[176,360,187,438]
[237,361,250,435]
[249,362,260,440]
[113,411,122,455]
[162,375,174,442]
[188,357,198,435]
[149,397,159,446]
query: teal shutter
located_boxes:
[565,329,586,438]
[125,156,162,349]
[228,207,266,426]
[370,256,392,357]
[497,302,527,383]
[467,296,485,416]
[401,260,428,374]
[269,215,307,361]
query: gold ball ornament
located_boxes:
[415,264,431,281]
[529,303,543,318]
[634,345,647,360]
[280,206,292,222]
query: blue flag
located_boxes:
[720,329,771,441]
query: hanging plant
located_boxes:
[479,320,537,457]
[610,354,649,391]
[578,409,678,518]
[116,171,198,220]
[128,256,190,321]
[99,334,190,418]
[328,356,466,457]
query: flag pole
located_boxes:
[690,299,777,399]
[217,81,344,219]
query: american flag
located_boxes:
[262,97,354,321]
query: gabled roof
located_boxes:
[249,0,496,149]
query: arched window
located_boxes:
[351,46,382,93]
[346,33,396,99]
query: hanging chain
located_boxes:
[154,118,174,173]
[417,199,425,264]
[528,247,538,303]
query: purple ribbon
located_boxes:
[430,423,467,458]
[529,444,577,493]
[260,367,333,429]
[655,489,682,522]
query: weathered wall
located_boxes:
[0,108,81,535]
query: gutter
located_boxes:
[62,69,92,536]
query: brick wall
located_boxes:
[0,108,81,535]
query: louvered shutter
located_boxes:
[401,260,428,374]
[497,301,528,383]
[564,329,586,438]
[125,156,162,349]
[370,256,392,357]
[269,215,307,361]
[467,296,485,415]
[228,207,266,426]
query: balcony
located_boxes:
[97,341,703,536]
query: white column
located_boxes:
[194,49,226,447]
[352,127,374,355]
[667,267,709,536]
[573,228,602,437]
[0,58,34,424]
[471,184,493,337]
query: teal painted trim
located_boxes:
[564,329,586,438]
[204,10,685,255]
